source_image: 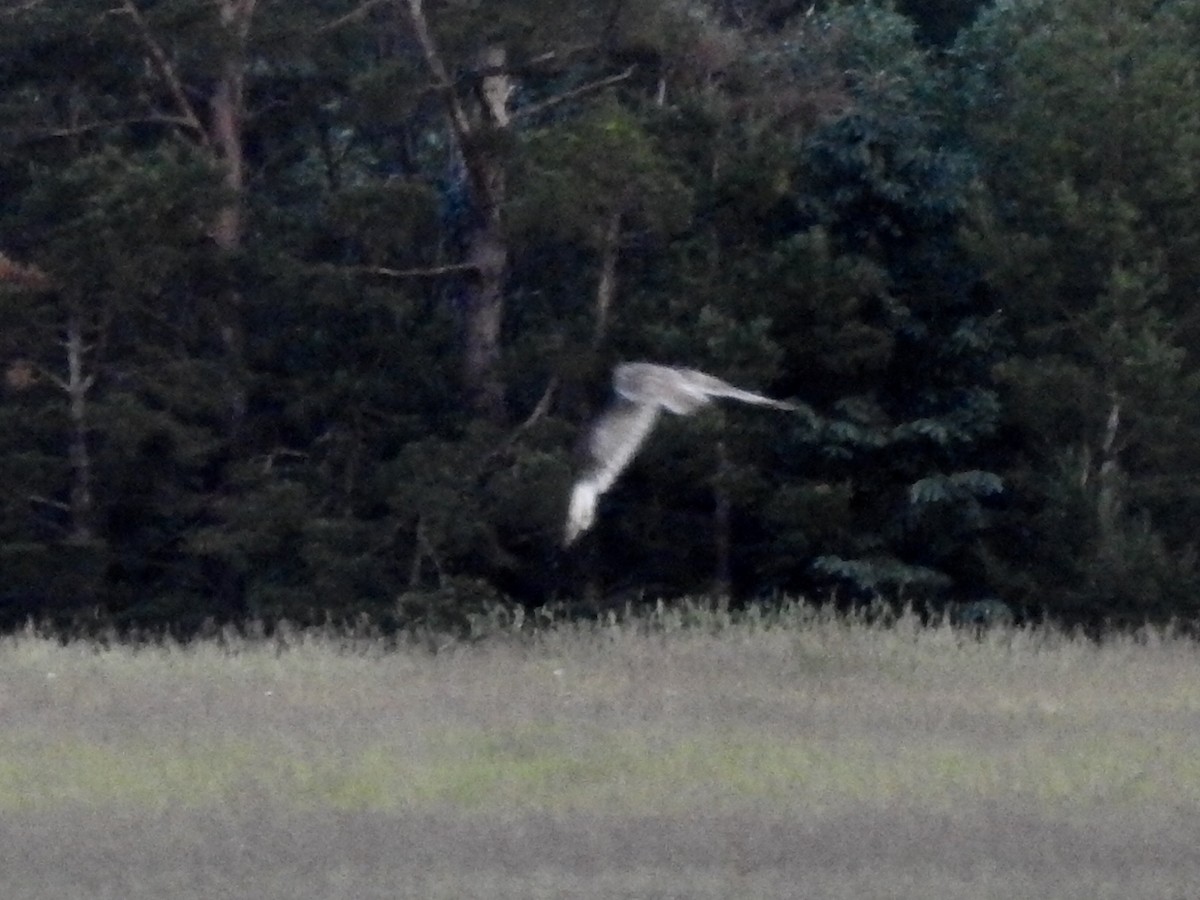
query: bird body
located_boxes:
[564,363,797,545]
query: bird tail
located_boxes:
[564,480,599,546]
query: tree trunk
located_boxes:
[712,439,732,596]
[0,257,96,545]
[463,195,508,422]
[119,0,253,433]
[459,44,511,423]
[592,209,622,348]
[210,0,254,437]
[64,314,95,545]
[405,0,512,422]
[1096,398,1122,539]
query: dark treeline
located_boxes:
[2,0,1199,632]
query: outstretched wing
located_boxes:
[585,398,662,493]
[564,399,660,545]
[614,363,797,414]
[674,367,799,411]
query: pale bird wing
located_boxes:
[675,368,799,411]
[564,399,660,545]
[615,362,797,413]
[585,398,662,493]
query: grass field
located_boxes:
[1,605,1198,899]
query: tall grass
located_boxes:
[1,602,1198,899]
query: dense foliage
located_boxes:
[1,0,1198,631]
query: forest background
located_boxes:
[1,0,1199,633]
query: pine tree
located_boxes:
[952,0,1200,623]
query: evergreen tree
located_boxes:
[567,5,1003,605]
[2,0,1196,629]
[952,0,1200,623]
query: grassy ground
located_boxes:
[1,605,1198,899]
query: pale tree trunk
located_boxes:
[463,185,508,422]
[396,1,635,422]
[712,439,732,597]
[591,209,623,348]
[463,44,512,422]
[207,1,255,616]
[406,0,511,422]
[63,315,95,545]
[210,0,255,437]
[0,256,96,545]
[1096,398,1122,540]
[1079,396,1124,544]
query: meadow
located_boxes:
[1,604,1198,899]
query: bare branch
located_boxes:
[31,348,94,397]
[475,374,560,473]
[336,261,480,279]
[33,363,69,393]
[402,0,513,217]
[13,115,204,143]
[317,0,389,32]
[514,66,635,120]
[0,0,52,17]
[404,0,473,141]
[27,494,71,513]
[525,43,598,68]
[117,0,209,144]
[519,375,558,430]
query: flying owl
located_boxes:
[564,362,798,545]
